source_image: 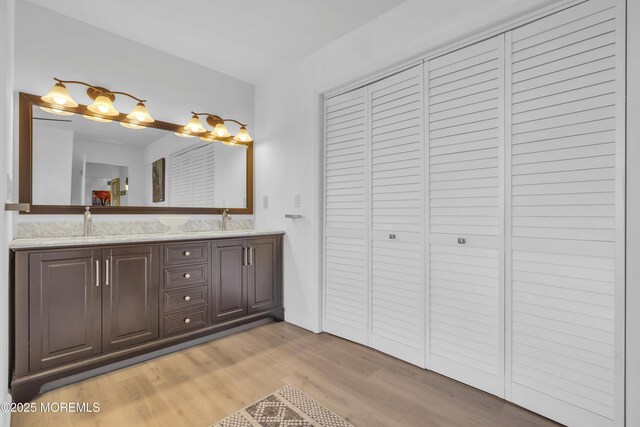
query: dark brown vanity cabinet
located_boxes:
[27,249,103,371]
[11,233,283,403]
[247,237,278,313]
[25,246,159,370]
[211,239,247,322]
[102,246,159,351]
[211,236,280,322]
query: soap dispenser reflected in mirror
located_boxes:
[84,206,92,237]
[222,209,231,231]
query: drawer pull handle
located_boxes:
[184,318,191,324]
[184,273,191,279]
[184,251,190,256]
[184,296,191,301]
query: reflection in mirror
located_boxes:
[32,107,247,209]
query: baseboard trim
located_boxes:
[40,317,275,394]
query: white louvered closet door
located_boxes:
[507,0,623,426]
[323,88,370,345]
[427,35,505,396]
[369,65,425,366]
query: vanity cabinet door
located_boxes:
[28,249,102,371]
[102,245,159,351]
[211,240,247,322]
[247,237,278,313]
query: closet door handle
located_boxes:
[105,259,109,286]
[95,260,100,287]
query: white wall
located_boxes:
[13,0,254,224]
[0,0,15,424]
[627,0,639,424]
[214,144,246,208]
[254,0,551,332]
[32,125,74,205]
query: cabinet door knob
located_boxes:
[184,318,191,324]
[184,296,191,301]
[184,251,190,256]
[184,273,191,279]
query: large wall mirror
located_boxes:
[19,93,253,214]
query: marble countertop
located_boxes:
[9,229,285,250]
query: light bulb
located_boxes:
[213,123,231,138]
[39,106,74,116]
[88,95,119,117]
[83,114,113,123]
[174,132,195,138]
[183,114,206,134]
[120,122,145,129]
[41,82,78,108]
[126,102,154,123]
[200,133,217,142]
[233,126,253,143]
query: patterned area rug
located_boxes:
[213,385,353,427]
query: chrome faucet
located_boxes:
[221,209,231,231]
[84,206,92,237]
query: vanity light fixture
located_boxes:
[233,126,253,143]
[184,114,207,133]
[41,82,78,109]
[180,112,253,145]
[87,95,119,117]
[82,114,113,123]
[40,106,74,116]
[40,78,154,128]
[39,78,251,143]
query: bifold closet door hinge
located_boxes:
[4,203,30,213]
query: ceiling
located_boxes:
[22,0,408,84]
[33,108,168,147]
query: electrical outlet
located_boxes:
[294,193,301,208]
[263,195,269,209]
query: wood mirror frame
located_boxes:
[18,92,253,215]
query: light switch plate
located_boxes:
[294,193,301,208]
[263,196,269,209]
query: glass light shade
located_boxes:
[174,131,195,138]
[127,102,154,123]
[87,95,119,116]
[183,115,206,133]
[39,106,74,116]
[200,132,218,142]
[83,114,113,123]
[41,83,78,107]
[120,121,145,129]
[222,140,239,146]
[233,126,253,143]
[213,123,231,138]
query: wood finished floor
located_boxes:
[12,322,559,427]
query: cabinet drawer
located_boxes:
[163,286,207,313]
[162,306,208,337]
[163,242,208,266]
[163,264,208,289]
